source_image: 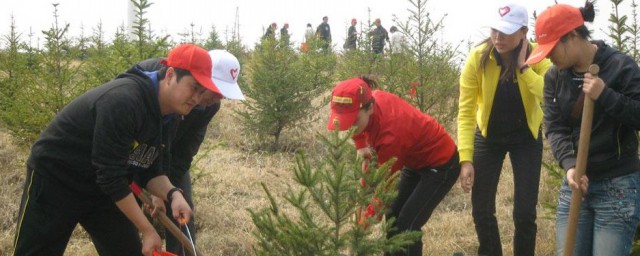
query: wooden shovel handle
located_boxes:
[562,64,598,256]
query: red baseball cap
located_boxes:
[327,78,372,131]
[161,44,221,96]
[525,4,584,65]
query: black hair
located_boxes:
[478,26,528,81]
[157,66,192,82]
[390,26,398,33]
[560,1,595,42]
[358,75,377,110]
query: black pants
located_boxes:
[385,150,460,256]
[13,168,141,256]
[471,131,542,256]
[165,171,196,255]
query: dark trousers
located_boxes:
[165,171,196,255]
[471,131,542,256]
[385,150,460,256]
[13,168,141,255]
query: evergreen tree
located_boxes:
[178,23,202,44]
[0,3,85,142]
[629,0,640,61]
[128,0,169,61]
[250,129,420,255]
[608,0,631,53]
[335,0,461,129]
[82,22,124,85]
[391,0,461,129]
[237,38,335,150]
[0,16,28,113]
[203,25,224,50]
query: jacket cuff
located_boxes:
[519,66,538,86]
[595,86,614,106]
[561,158,577,171]
[353,133,367,149]
[459,149,473,163]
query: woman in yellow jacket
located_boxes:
[457,4,551,256]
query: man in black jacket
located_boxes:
[139,49,245,255]
[344,18,357,50]
[316,16,332,50]
[13,44,220,256]
[370,18,389,54]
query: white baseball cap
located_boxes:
[209,49,245,100]
[490,4,528,35]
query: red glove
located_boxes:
[357,197,384,229]
[153,251,177,256]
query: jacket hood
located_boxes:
[116,63,162,118]
[592,40,616,66]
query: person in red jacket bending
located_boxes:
[327,76,460,256]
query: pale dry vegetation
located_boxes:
[0,99,559,255]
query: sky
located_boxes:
[1,0,626,52]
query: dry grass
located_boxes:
[0,100,559,255]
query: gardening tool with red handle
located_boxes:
[562,64,599,256]
[130,182,202,256]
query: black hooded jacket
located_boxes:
[28,64,168,202]
[544,41,640,180]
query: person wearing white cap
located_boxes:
[135,49,244,254]
[457,3,551,256]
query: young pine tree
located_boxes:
[129,0,169,61]
[250,129,420,255]
[2,3,85,142]
[390,0,462,129]
[237,38,335,150]
[0,16,28,113]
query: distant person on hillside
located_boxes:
[327,76,460,256]
[369,18,389,54]
[305,23,314,42]
[457,4,551,256]
[316,16,332,50]
[136,49,245,255]
[525,2,640,255]
[12,44,218,255]
[344,18,358,50]
[280,23,290,45]
[389,26,406,53]
[262,22,277,41]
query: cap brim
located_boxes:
[213,78,245,100]
[327,110,359,131]
[525,39,559,65]
[490,20,521,35]
[193,73,222,96]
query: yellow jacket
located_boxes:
[457,42,551,163]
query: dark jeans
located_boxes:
[471,130,542,256]
[385,150,460,256]
[165,171,196,255]
[13,168,141,255]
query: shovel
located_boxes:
[562,64,599,256]
[130,182,202,256]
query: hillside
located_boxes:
[0,100,559,255]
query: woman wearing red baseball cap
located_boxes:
[526,2,640,255]
[327,76,460,256]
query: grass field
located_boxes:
[0,100,559,256]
